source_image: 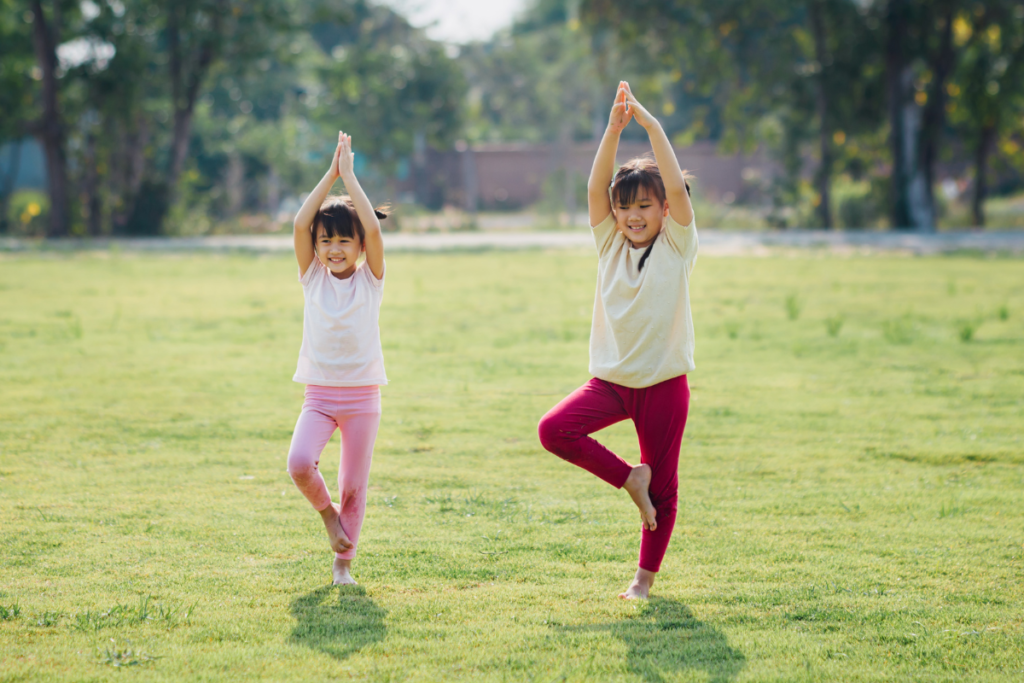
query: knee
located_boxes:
[537,412,568,453]
[653,492,678,516]
[286,452,319,484]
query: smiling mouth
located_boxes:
[328,257,345,264]
[627,225,646,232]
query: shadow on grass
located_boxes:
[561,598,745,683]
[289,585,386,661]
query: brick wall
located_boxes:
[397,141,776,210]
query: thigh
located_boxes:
[632,376,690,488]
[288,407,339,466]
[542,378,630,438]
[338,410,381,478]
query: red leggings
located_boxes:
[538,375,689,573]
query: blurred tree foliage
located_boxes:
[576,0,1024,229]
[5,0,1024,234]
[946,2,1024,226]
[0,0,37,232]
[4,0,463,236]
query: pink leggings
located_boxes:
[538,375,689,573]
[287,384,381,560]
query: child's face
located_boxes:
[613,189,669,249]
[315,225,363,279]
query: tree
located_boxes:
[581,0,885,228]
[947,2,1024,226]
[312,3,464,165]
[0,0,38,232]
[880,0,969,231]
[28,0,74,237]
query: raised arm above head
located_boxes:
[622,83,694,227]
[293,134,343,277]
[337,132,384,280]
[588,82,633,227]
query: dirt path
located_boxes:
[3,229,1024,255]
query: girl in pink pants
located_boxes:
[539,82,698,599]
[288,131,390,585]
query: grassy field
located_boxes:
[1,248,1022,682]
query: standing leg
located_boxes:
[332,386,381,585]
[630,375,690,579]
[537,378,634,488]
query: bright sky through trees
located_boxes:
[378,0,527,43]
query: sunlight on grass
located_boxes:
[1,250,1022,681]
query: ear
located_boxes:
[663,200,670,216]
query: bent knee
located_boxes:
[537,414,568,452]
[286,454,320,482]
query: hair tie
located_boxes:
[374,209,388,219]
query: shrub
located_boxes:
[5,189,50,236]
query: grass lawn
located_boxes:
[1,248,1022,682]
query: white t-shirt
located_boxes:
[589,212,698,389]
[293,258,388,387]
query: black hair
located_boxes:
[610,155,692,207]
[313,196,389,244]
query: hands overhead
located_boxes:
[620,82,657,130]
[607,81,633,133]
[608,81,658,132]
[330,131,355,180]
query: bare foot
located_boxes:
[333,557,357,585]
[622,464,657,531]
[619,568,656,600]
[318,503,353,554]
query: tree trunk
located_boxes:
[157,1,222,232]
[972,123,996,228]
[885,0,909,229]
[918,3,956,233]
[167,3,222,190]
[901,67,933,230]
[30,0,70,237]
[83,126,101,235]
[809,0,832,229]
[0,140,23,233]
[885,0,934,231]
[225,151,244,216]
[111,114,150,232]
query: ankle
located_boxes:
[634,568,656,587]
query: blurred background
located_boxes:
[3,0,1024,238]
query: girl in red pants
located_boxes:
[538,82,696,599]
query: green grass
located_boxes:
[1,249,1023,682]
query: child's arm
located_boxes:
[293,135,343,277]
[623,83,694,227]
[588,82,632,227]
[337,132,384,280]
